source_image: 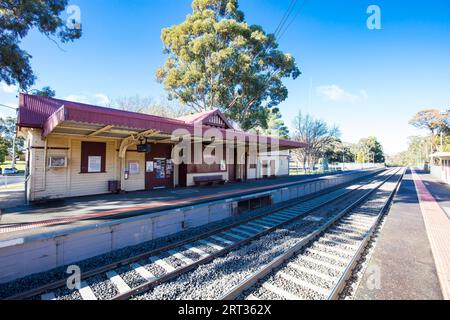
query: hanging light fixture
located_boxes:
[137,137,151,153]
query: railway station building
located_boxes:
[17,94,305,202]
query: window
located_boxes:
[81,141,106,173]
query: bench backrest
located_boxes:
[194,175,223,182]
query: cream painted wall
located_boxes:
[122,150,146,192]
[25,129,292,201]
[257,150,290,178]
[27,130,126,201]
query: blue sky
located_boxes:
[1,0,449,154]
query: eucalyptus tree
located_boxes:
[409,109,450,152]
[156,0,300,130]
[0,0,82,89]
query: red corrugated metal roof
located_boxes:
[19,93,306,149]
[178,108,234,129]
[177,109,217,123]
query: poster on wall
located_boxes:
[220,160,226,171]
[166,160,173,176]
[146,161,154,173]
[88,156,101,173]
[128,161,140,175]
[48,156,67,168]
[155,158,167,179]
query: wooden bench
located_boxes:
[193,175,226,186]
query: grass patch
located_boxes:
[0,160,26,172]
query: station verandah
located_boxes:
[17,94,305,203]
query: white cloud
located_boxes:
[316,85,368,103]
[93,93,110,106]
[1,83,18,94]
[64,93,110,106]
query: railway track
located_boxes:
[220,168,405,300]
[4,168,397,300]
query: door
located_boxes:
[178,164,187,187]
[145,144,174,189]
[262,160,268,178]
[270,160,276,177]
[228,147,237,182]
[228,164,236,182]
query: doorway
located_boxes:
[145,144,174,189]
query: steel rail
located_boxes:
[327,167,406,299]
[219,168,403,300]
[111,169,395,300]
[4,168,386,300]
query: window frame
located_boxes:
[80,141,107,174]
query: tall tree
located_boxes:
[156,0,300,130]
[353,136,385,163]
[34,86,56,97]
[386,136,432,167]
[323,138,355,163]
[0,0,82,90]
[0,136,10,164]
[252,109,289,139]
[409,109,449,151]
[291,111,340,171]
[0,117,24,159]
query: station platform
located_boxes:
[0,171,360,241]
[355,169,450,300]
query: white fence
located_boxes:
[289,162,383,175]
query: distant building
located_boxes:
[17,94,305,202]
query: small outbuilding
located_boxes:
[17,94,305,202]
[430,152,450,185]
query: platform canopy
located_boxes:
[17,94,306,151]
[431,152,450,160]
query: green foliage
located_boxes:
[252,109,289,139]
[35,86,56,97]
[156,0,300,130]
[0,117,25,157]
[0,0,82,89]
[386,135,432,167]
[0,136,10,164]
[409,109,449,151]
[352,136,385,163]
[323,138,355,163]
[409,109,448,133]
